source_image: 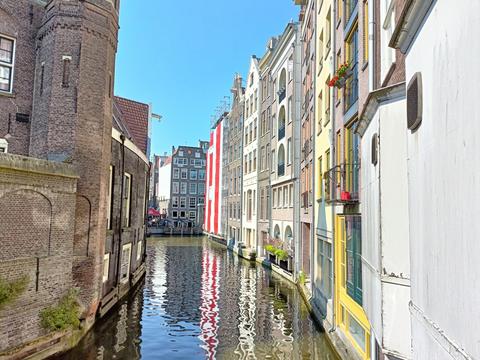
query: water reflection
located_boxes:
[55,237,337,360]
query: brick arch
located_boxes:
[0,189,52,261]
[74,195,91,256]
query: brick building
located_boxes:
[0,0,150,357]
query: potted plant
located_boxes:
[328,62,351,89]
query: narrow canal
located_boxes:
[58,237,338,359]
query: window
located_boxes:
[345,215,362,305]
[190,169,197,180]
[325,79,331,121]
[277,145,285,176]
[179,150,184,157]
[103,253,110,283]
[120,243,131,283]
[123,173,132,227]
[198,183,205,195]
[254,90,258,112]
[287,138,292,165]
[189,183,197,194]
[254,119,257,140]
[172,211,178,218]
[318,31,324,69]
[248,152,252,173]
[326,9,331,56]
[283,186,288,208]
[337,0,343,24]
[0,36,15,93]
[272,189,276,209]
[172,182,179,194]
[180,211,186,218]
[107,166,114,230]
[189,197,196,208]
[172,196,179,207]
[180,197,186,208]
[336,50,342,104]
[318,156,323,199]
[318,91,323,130]
[198,197,205,205]
[137,241,142,261]
[289,184,293,207]
[180,182,187,194]
[62,56,71,87]
[288,96,293,124]
[199,169,206,180]
[173,168,180,179]
[253,150,257,171]
[345,26,359,112]
[195,152,200,158]
[363,1,369,64]
[189,211,196,220]
[181,169,188,179]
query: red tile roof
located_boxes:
[114,96,149,154]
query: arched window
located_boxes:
[278,106,286,140]
[274,225,281,240]
[278,69,287,102]
[284,226,293,248]
[277,145,285,176]
[247,190,253,220]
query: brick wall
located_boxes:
[0,154,77,352]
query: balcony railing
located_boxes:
[324,163,360,203]
[278,87,286,103]
[278,126,285,140]
[278,163,285,177]
[344,64,358,113]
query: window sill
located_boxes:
[336,99,341,108]
[362,61,368,71]
[336,18,342,29]
[0,91,15,98]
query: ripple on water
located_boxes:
[52,237,338,360]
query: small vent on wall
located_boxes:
[407,72,423,132]
[371,133,378,166]
[16,113,30,123]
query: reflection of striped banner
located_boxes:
[205,121,223,235]
[199,249,220,360]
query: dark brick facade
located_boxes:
[0,0,149,356]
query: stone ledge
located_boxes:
[0,153,78,179]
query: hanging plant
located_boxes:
[328,62,351,88]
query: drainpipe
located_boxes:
[368,0,375,92]
[115,134,126,288]
[293,23,302,278]
[329,0,337,333]
[310,1,316,292]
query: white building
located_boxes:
[241,57,260,254]
[391,1,480,359]
[156,157,172,216]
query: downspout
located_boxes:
[329,0,337,333]
[310,2,317,292]
[293,24,302,278]
[115,134,126,288]
[368,0,375,92]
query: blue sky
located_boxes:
[114,0,299,158]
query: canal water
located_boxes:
[58,237,338,360]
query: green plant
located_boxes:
[265,244,276,254]
[40,289,80,332]
[298,271,306,286]
[275,249,289,261]
[0,275,29,310]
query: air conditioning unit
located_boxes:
[0,139,8,153]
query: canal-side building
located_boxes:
[0,0,150,357]
[297,0,316,291]
[205,114,226,242]
[312,0,334,322]
[326,0,372,358]
[267,22,301,278]
[241,57,260,256]
[257,38,277,260]
[390,1,480,359]
[224,74,245,248]
[158,142,208,228]
[355,0,412,358]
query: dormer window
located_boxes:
[0,36,15,93]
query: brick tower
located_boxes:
[29,0,120,320]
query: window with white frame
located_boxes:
[0,36,15,93]
[190,169,197,180]
[198,183,205,195]
[120,243,131,283]
[199,170,206,180]
[198,197,205,205]
[107,166,114,229]
[287,138,292,165]
[180,197,186,208]
[189,211,196,220]
[103,253,110,283]
[172,182,179,194]
[181,168,188,179]
[179,150,184,156]
[137,241,142,261]
[172,210,178,218]
[180,211,186,218]
[180,182,187,194]
[190,183,197,194]
[381,0,396,83]
[123,173,132,227]
[195,152,200,158]
[173,168,180,179]
[189,197,196,208]
[172,196,179,207]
